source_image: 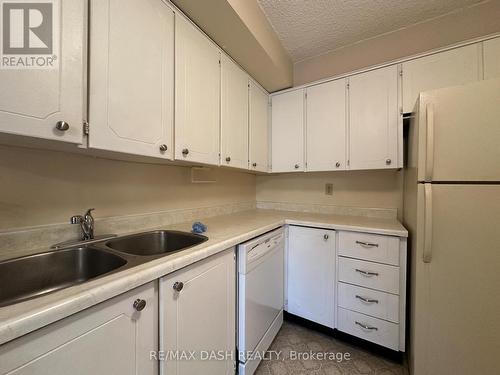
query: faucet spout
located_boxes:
[70,209,96,240]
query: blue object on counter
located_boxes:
[192,221,207,234]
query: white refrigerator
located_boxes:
[403,78,500,375]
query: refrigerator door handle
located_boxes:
[425,104,435,182]
[423,183,433,263]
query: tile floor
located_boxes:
[255,321,408,375]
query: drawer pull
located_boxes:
[355,269,379,277]
[355,240,379,248]
[355,321,378,331]
[355,295,379,304]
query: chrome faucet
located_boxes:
[71,208,95,240]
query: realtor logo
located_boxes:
[0,0,59,69]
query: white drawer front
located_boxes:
[338,282,399,323]
[338,257,400,294]
[338,231,400,266]
[337,308,399,350]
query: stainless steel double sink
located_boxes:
[0,230,208,307]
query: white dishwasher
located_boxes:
[238,227,284,375]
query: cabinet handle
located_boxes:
[355,269,379,277]
[355,321,378,331]
[355,295,379,304]
[252,162,257,167]
[173,281,184,292]
[323,234,329,240]
[133,299,147,311]
[386,159,392,165]
[425,104,435,181]
[335,162,341,168]
[294,164,300,169]
[159,144,168,152]
[423,183,433,263]
[355,240,379,248]
[182,148,189,156]
[225,156,231,162]
[55,121,70,131]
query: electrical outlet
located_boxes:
[325,183,333,196]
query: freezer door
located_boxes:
[417,78,500,182]
[410,183,500,375]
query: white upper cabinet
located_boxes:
[483,37,500,80]
[306,79,347,172]
[89,0,174,159]
[220,55,249,169]
[249,81,270,172]
[402,44,481,113]
[0,0,85,144]
[271,89,305,172]
[175,15,220,166]
[349,65,401,170]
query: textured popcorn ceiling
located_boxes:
[257,0,486,62]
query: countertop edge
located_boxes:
[0,213,407,345]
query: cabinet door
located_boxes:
[175,15,220,165]
[271,90,304,172]
[402,44,481,113]
[221,55,249,169]
[483,37,500,80]
[0,0,84,143]
[88,0,174,159]
[161,249,236,375]
[287,226,335,328]
[0,282,157,375]
[249,81,269,172]
[349,65,400,170]
[306,79,347,171]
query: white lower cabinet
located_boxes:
[285,226,407,351]
[286,226,335,328]
[337,308,400,351]
[0,282,158,375]
[160,249,236,375]
[336,230,407,351]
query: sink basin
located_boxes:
[0,247,127,307]
[105,230,208,256]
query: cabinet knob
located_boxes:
[133,299,146,311]
[335,162,341,168]
[294,164,300,169]
[324,234,329,240]
[173,281,184,292]
[386,159,392,165]
[182,148,189,156]
[225,156,231,162]
[252,162,257,167]
[159,144,168,152]
[55,121,69,131]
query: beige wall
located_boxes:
[294,0,500,86]
[0,145,255,229]
[256,170,403,217]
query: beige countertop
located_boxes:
[0,209,407,345]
